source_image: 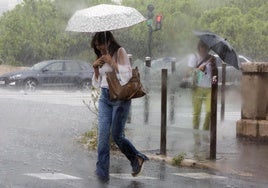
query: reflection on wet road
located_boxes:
[0,89,267,188]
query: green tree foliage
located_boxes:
[121,0,267,61]
[0,0,110,66]
[0,0,68,65]
[121,0,203,58]
[0,0,267,66]
[198,0,268,61]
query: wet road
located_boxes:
[0,89,267,188]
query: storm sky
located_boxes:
[0,0,22,14]
[0,0,120,15]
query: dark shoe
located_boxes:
[95,172,109,183]
[97,176,109,183]
[131,156,148,177]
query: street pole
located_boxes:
[127,54,133,124]
[210,68,218,160]
[160,69,167,156]
[170,58,176,123]
[144,57,151,124]
[148,25,153,58]
[147,4,154,58]
[221,63,226,121]
[146,4,162,58]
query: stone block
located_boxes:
[241,62,268,73]
[236,119,258,137]
[259,120,268,137]
[238,62,268,141]
[240,62,268,120]
[241,75,267,119]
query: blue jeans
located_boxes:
[95,88,147,179]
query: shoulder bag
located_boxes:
[106,67,146,101]
[180,54,212,89]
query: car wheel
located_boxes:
[24,78,38,91]
[80,79,91,91]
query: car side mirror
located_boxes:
[42,68,49,73]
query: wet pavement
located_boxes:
[0,89,267,187]
[128,88,268,184]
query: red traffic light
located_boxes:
[155,14,163,30]
[156,15,162,23]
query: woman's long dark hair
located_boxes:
[91,31,121,58]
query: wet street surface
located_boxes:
[0,89,267,188]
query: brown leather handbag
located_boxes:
[106,67,146,101]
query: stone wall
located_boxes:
[236,62,268,141]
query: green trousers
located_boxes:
[192,87,211,130]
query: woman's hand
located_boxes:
[93,59,105,68]
[99,54,113,65]
[100,54,118,72]
[198,64,206,72]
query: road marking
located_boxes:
[24,173,82,180]
[172,172,227,180]
[110,173,158,180]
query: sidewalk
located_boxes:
[121,89,268,182]
[127,117,268,182]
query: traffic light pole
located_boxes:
[146,4,162,58]
[148,25,153,58]
[147,4,154,58]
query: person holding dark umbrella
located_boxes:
[188,40,217,131]
[91,31,149,182]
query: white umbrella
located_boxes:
[66,4,146,32]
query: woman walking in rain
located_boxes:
[91,31,148,182]
[188,40,217,131]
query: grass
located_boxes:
[78,128,98,150]
[172,152,187,166]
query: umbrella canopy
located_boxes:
[66,4,146,32]
[194,31,239,70]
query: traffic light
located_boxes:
[147,4,154,26]
[155,14,163,31]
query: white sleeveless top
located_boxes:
[92,47,132,89]
[188,53,213,88]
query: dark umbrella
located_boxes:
[194,31,239,69]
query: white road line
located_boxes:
[109,173,158,180]
[173,172,227,180]
[24,173,82,180]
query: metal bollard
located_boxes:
[221,63,226,121]
[145,56,151,67]
[144,57,151,124]
[160,69,168,156]
[210,69,218,160]
[170,58,176,123]
[171,57,176,73]
[127,54,133,123]
[128,54,133,66]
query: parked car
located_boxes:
[215,54,251,86]
[132,54,252,90]
[214,54,251,68]
[0,60,94,91]
[132,57,184,90]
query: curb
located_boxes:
[147,154,209,169]
[146,154,253,178]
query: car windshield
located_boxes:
[30,61,51,70]
[79,62,92,70]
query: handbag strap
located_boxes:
[196,54,212,68]
[114,47,121,65]
[126,67,143,100]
